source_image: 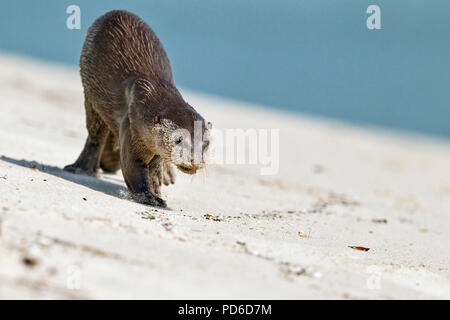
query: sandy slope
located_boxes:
[0,54,449,299]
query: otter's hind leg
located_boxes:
[100,132,121,173]
[64,99,109,176]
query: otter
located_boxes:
[64,10,211,207]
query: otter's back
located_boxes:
[80,10,174,96]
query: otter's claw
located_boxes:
[133,191,167,208]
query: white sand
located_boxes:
[0,54,449,299]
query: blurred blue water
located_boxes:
[0,0,449,137]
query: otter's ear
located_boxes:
[154,115,161,124]
[123,77,137,107]
[123,77,158,108]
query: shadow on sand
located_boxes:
[1,155,128,199]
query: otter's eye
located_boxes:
[175,137,183,145]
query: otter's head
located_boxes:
[125,77,211,175]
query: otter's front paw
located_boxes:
[132,191,167,208]
[162,162,176,185]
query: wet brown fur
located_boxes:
[64,10,207,207]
